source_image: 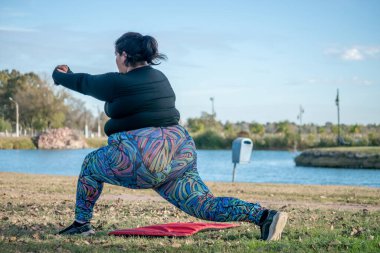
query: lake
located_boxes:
[0,149,379,187]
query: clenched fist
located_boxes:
[56,65,69,73]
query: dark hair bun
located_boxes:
[142,35,158,63]
[115,32,167,66]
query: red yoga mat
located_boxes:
[109,222,240,237]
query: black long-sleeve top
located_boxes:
[52,66,180,136]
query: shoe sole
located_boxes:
[266,212,288,241]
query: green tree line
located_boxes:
[186,112,380,150]
[0,69,108,135]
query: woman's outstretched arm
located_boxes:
[52,65,116,101]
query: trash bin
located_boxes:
[231,138,253,182]
[232,138,253,164]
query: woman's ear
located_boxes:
[121,51,128,58]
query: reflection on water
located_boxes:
[0,149,379,187]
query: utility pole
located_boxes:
[210,97,215,118]
[335,89,341,145]
[9,97,19,137]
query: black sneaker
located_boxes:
[58,221,95,236]
[259,210,288,241]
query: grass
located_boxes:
[0,137,36,149]
[0,172,380,252]
[85,138,108,148]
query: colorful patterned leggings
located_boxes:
[75,125,265,225]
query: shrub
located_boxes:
[318,136,337,147]
[263,134,290,149]
[0,118,12,132]
[85,138,108,148]
[0,137,36,149]
[368,133,380,146]
[193,130,229,149]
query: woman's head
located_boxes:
[115,32,167,71]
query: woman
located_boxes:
[53,32,287,241]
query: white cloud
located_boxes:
[325,45,380,61]
[342,48,364,61]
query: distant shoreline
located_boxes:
[1,136,380,154]
[0,136,107,150]
[295,147,380,169]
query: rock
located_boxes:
[34,128,88,149]
[295,149,380,169]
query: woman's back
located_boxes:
[104,66,180,135]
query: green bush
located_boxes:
[252,137,266,149]
[85,138,108,148]
[300,134,318,149]
[193,130,229,149]
[0,118,12,132]
[0,137,36,149]
[368,133,380,146]
[344,136,369,146]
[318,136,337,147]
[263,135,290,149]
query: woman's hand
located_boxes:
[56,65,69,73]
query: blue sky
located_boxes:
[1,0,379,125]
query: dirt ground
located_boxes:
[1,172,380,252]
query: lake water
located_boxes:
[0,149,379,187]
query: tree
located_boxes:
[349,124,361,134]
[186,117,205,133]
[250,122,265,135]
[276,121,291,134]
[0,70,70,131]
[0,117,11,132]
[186,112,223,134]
[64,96,94,131]
[14,74,69,130]
[224,121,235,137]
[317,126,325,134]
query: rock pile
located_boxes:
[34,128,88,149]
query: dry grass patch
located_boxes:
[1,172,380,252]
